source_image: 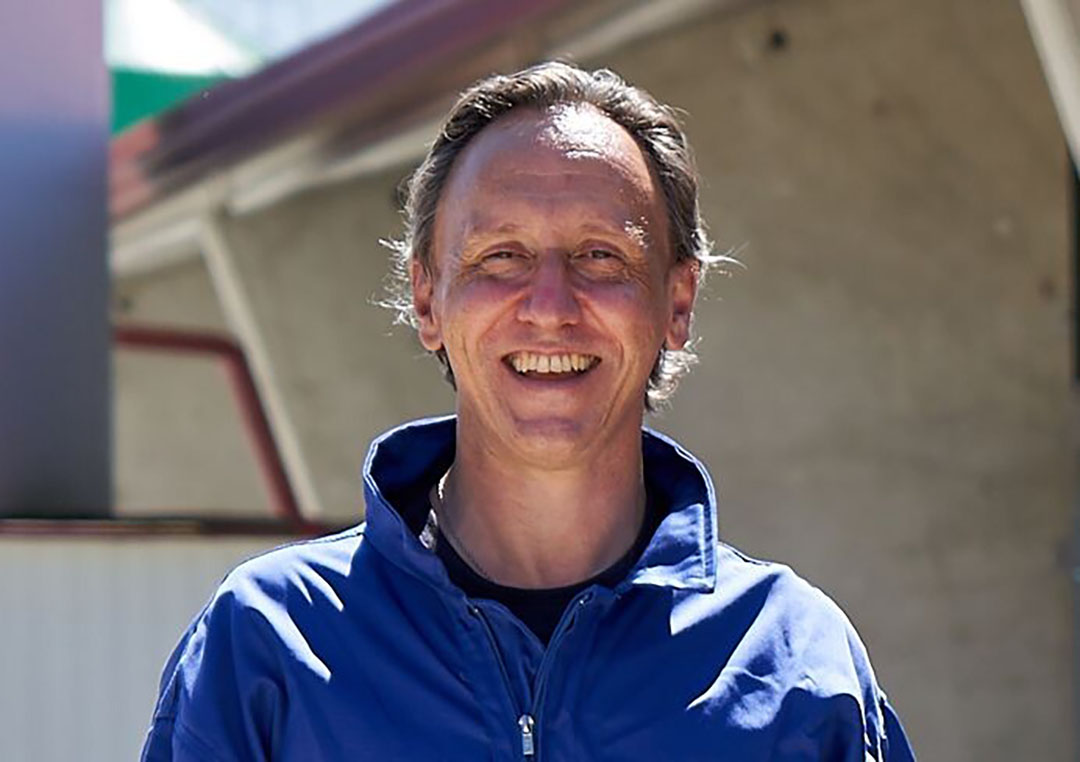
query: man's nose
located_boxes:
[517,254,582,328]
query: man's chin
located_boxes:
[504,415,595,464]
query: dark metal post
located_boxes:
[0,1,111,515]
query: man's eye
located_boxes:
[575,248,623,268]
[475,250,528,276]
[481,251,521,268]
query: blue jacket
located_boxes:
[142,416,915,761]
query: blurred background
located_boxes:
[0,0,1075,759]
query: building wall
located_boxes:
[0,535,288,762]
[113,0,1073,758]
[210,170,457,517]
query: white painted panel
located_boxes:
[0,535,292,762]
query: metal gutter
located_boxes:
[0,517,343,538]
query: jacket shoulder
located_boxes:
[141,525,368,760]
[213,523,367,608]
[714,541,856,620]
[707,541,894,751]
[711,541,883,695]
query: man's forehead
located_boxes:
[536,103,632,159]
[429,103,671,264]
[449,105,654,185]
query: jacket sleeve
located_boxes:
[140,576,285,762]
[140,609,206,762]
[879,693,916,762]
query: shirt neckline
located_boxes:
[431,485,663,600]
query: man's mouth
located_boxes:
[504,351,600,376]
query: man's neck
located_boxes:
[440,424,647,589]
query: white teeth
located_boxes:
[507,352,598,375]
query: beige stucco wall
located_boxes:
[112,0,1073,758]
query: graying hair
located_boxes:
[383,61,730,408]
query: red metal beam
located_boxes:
[0,516,343,538]
[113,324,313,529]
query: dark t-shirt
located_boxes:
[433,491,661,644]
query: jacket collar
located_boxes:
[361,416,718,594]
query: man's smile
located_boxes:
[503,350,601,377]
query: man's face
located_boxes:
[413,104,696,466]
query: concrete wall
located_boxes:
[113,0,1073,758]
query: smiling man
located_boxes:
[142,63,915,761]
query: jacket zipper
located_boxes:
[517,714,535,756]
[469,592,594,760]
[525,590,593,760]
[470,604,534,758]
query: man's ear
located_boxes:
[411,258,443,352]
[665,259,698,351]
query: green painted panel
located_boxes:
[111,67,230,134]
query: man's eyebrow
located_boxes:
[463,220,527,237]
[456,216,528,247]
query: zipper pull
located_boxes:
[518,714,536,757]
